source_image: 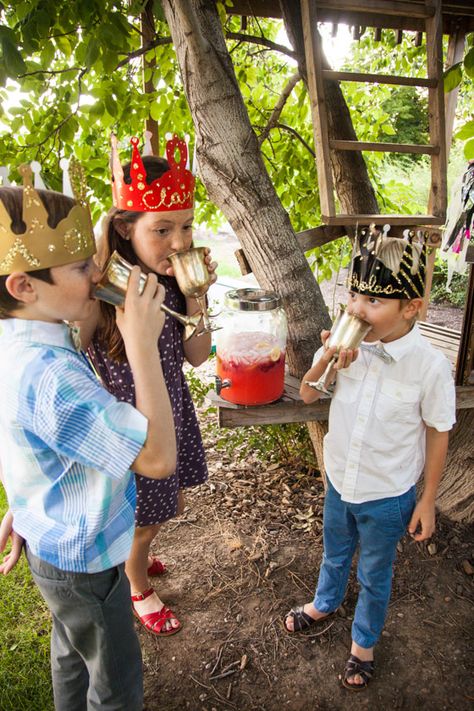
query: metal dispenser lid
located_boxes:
[224,288,282,311]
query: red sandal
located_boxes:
[131,588,181,637]
[147,557,167,577]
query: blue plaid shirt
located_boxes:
[0,319,148,573]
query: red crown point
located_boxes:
[111,134,195,213]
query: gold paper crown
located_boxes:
[0,164,96,276]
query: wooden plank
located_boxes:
[301,0,336,218]
[207,382,474,427]
[330,139,439,155]
[455,385,474,409]
[426,0,448,220]
[322,70,437,88]
[207,389,331,428]
[235,226,441,277]
[323,214,445,226]
[314,1,434,19]
[296,225,346,252]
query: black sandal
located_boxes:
[342,654,374,691]
[283,605,332,633]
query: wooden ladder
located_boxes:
[300,0,447,226]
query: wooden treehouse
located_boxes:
[209,0,474,426]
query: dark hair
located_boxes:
[97,156,170,361]
[0,187,78,318]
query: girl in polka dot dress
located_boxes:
[78,137,215,636]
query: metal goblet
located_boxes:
[305,307,371,396]
[94,250,202,341]
[167,246,221,335]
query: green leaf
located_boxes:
[443,62,463,93]
[464,138,474,161]
[84,37,100,69]
[1,37,27,77]
[150,102,161,121]
[59,120,75,143]
[455,120,474,141]
[104,94,118,117]
[464,47,474,79]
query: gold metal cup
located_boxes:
[305,307,371,396]
[94,250,202,341]
[167,246,221,335]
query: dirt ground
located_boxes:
[138,246,472,710]
[140,435,473,711]
[139,351,472,709]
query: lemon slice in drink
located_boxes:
[270,346,281,361]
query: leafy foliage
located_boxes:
[0,5,471,279]
[430,258,469,308]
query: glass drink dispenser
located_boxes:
[215,288,288,406]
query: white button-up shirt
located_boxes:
[313,323,456,504]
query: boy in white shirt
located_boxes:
[284,228,456,691]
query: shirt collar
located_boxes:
[0,318,78,353]
[375,322,422,362]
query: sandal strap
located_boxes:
[147,557,166,576]
[344,654,374,686]
[131,587,154,602]
[136,606,180,634]
[287,606,318,632]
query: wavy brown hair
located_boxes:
[95,155,170,361]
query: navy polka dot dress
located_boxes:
[88,275,208,527]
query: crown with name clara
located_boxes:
[110,134,195,212]
[0,163,96,276]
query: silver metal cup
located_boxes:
[94,250,202,341]
[167,246,221,334]
[305,307,371,396]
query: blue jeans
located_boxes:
[313,479,416,648]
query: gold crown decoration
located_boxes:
[0,163,96,276]
[347,225,427,300]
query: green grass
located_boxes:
[0,488,53,711]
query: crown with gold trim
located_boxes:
[347,225,427,300]
[0,162,96,276]
[110,133,195,212]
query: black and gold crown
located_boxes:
[347,226,427,300]
[0,164,96,276]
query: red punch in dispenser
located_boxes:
[215,289,287,406]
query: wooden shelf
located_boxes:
[330,139,439,155]
[208,324,474,429]
[322,70,437,88]
[322,214,445,226]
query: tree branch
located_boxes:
[258,71,301,145]
[115,36,173,69]
[226,32,297,60]
[275,123,315,158]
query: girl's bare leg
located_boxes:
[126,523,179,632]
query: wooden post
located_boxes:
[420,20,464,321]
[300,0,336,219]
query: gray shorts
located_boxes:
[26,547,143,711]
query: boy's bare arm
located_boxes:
[408,427,450,541]
[116,268,177,480]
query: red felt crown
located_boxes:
[110,134,195,212]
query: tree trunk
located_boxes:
[436,409,474,522]
[161,0,331,379]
